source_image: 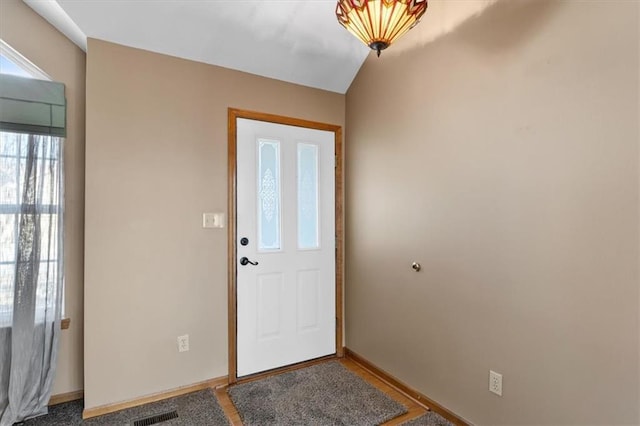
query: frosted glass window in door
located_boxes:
[258,139,281,250]
[297,143,319,249]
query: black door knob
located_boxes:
[240,257,259,266]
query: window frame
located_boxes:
[0,40,68,329]
[0,39,50,80]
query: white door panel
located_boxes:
[236,118,335,377]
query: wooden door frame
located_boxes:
[227,108,344,384]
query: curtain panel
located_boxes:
[0,131,64,425]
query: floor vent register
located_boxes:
[132,410,179,426]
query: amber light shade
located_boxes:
[336,0,428,57]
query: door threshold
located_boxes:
[234,354,338,385]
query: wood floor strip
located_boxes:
[219,358,426,426]
[215,386,243,426]
[345,348,470,426]
[339,358,427,425]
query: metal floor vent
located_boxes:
[132,410,179,426]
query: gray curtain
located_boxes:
[0,131,64,425]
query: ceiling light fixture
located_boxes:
[336,0,428,57]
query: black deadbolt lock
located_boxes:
[240,237,249,246]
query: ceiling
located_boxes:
[23,0,499,94]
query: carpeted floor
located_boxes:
[16,361,447,426]
[228,361,407,426]
[401,411,455,426]
[20,388,229,425]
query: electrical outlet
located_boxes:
[489,370,503,396]
[177,334,189,352]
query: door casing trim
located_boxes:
[227,108,344,384]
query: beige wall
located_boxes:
[84,39,345,409]
[0,0,85,396]
[345,1,639,425]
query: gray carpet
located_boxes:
[228,361,408,425]
[20,389,229,425]
[401,411,455,426]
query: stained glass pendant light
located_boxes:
[336,0,428,57]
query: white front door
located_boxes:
[236,118,336,377]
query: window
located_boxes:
[0,39,50,80]
[0,132,63,326]
[0,40,65,327]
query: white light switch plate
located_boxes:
[203,212,225,228]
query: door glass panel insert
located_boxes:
[258,139,281,251]
[297,143,319,249]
